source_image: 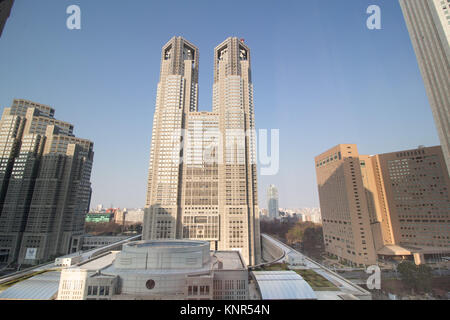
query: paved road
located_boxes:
[261,234,372,298]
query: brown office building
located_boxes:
[315,144,450,266]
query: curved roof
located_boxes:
[0,271,60,300]
[252,271,317,300]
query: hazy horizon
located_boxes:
[0,0,440,210]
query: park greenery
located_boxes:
[85,221,142,236]
[260,219,324,259]
[397,261,433,293]
[294,269,339,291]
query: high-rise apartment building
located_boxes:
[267,185,279,219]
[0,99,94,265]
[143,37,260,266]
[0,0,14,38]
[315,144,450,266]
[399,0,450,174]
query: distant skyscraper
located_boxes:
[0,99,94,265]
[143,37,261,265]
[315,144,450,266]
[399,0,450,174]
[0,0,14,38]
[267,185,279,219]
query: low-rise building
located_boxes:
[57,240,248,300]
[54,255,82,267]
[85,213,114,223]
[75,236,130,251]
[114,208,144,226]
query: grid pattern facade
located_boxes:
[316,144,450,266]
[0,99,94,265]
[315,145,378,266]
[399,0,450,174]
[143,37,261,266]
[377,146,450,248]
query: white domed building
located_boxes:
[57,240,248,300]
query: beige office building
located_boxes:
[0,99,94,265]
[315,145,378,266]
[399,0,450,174]
[316,144,450,266]
[143,37,261,266]
[375,146,450,250]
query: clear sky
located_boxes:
[0,0,440,210]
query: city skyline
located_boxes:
[0,0,449,304]
[0,0,441,210]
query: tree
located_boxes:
[397,261,432,293]
[260,220,325,259]
[84,221,123,236]
[286,224,304,244]
[302,226,324,254]
[416,264,433,292]
[260,220,295,241]
[285,221,317,245]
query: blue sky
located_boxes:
[0,0,439,209]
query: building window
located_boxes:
[193,286,198,295]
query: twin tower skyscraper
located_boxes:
[143,37,261,265]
